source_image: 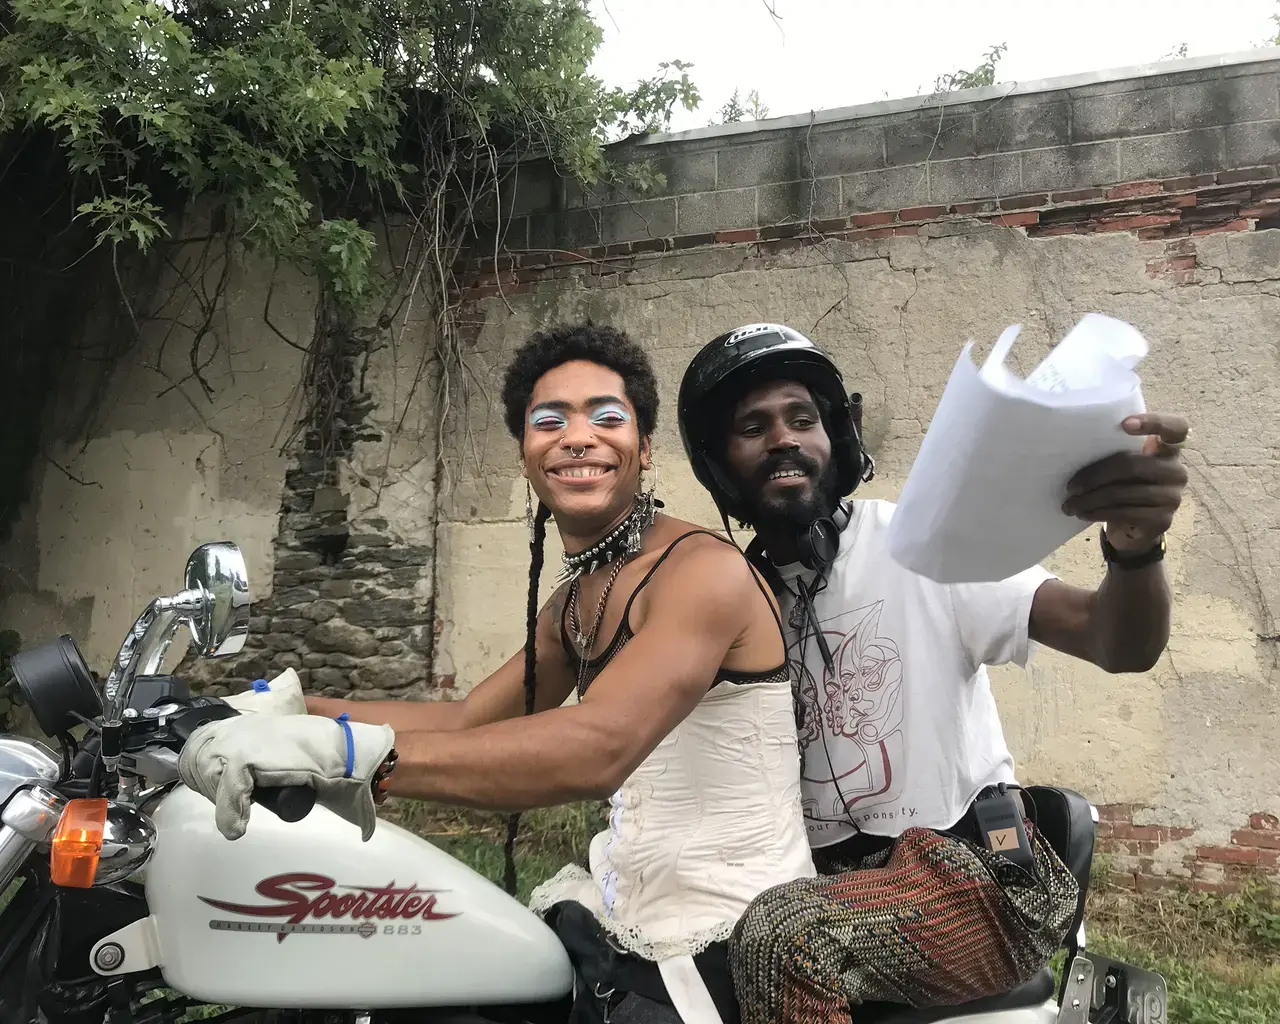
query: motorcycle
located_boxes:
[0,542,1168,1024]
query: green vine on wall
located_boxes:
[0,0,700,535]
[0,630,22,734]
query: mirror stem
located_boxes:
[101,589,206,775]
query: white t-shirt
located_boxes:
[773,499,1055,849]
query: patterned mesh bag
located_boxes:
[727,823,1079,1024]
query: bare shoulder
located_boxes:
[654,518,778,605]
[536,581,572,639]
[643,528,759,608]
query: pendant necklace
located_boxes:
[562,492,660,698]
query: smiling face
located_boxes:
[522,359,651,534]
[722,378,840,530]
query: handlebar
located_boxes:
[252,784,316,823]
[149,698,317,824]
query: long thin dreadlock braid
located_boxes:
[502,500,552,896]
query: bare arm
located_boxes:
[304,584,576,732]
[305,693,469,732]
[1029,564,1171,673]
[387,541,759,811]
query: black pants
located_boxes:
[542,902,740,1024]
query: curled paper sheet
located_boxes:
[885,313,1149,584]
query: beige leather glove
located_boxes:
[221,669,308,717]
[178,713,394,842]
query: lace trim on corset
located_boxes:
[527,864,737,962]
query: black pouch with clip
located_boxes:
[971,784,1037,875]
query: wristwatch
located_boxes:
[1100,528,1166,570]
[371,747,399,805]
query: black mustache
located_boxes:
[755,450,819,485]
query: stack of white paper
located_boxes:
[885,313,1149,584]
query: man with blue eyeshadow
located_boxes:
[179,322,817,1024]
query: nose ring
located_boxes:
[569,446,587,459]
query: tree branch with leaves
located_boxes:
[0,0,699,529]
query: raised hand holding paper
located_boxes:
[885,313,1149,583]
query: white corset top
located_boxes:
[529,671,816,962]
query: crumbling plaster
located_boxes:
[437,224,1280,841]
[0,244,313,670]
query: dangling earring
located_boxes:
[626,498,645,555]
[525,481,535,537]
[627,474,660,555]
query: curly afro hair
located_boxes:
[500,322,660,442]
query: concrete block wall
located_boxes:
[474,49,1280,257]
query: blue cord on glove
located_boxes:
[335,713,355,779]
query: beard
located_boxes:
[735,450,842,533]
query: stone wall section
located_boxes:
[183,333,439,701]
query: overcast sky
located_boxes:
[588,0,1280,133]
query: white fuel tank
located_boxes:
[143,786,575,1009]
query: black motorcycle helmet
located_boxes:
[677,323,871,525]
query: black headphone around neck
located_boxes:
[743,498,853,597]
[796,499,852,572]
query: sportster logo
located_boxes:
[199,872,458,942]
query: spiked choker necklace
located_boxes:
[558,490,662,584]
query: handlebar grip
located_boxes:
[252,785,316,823]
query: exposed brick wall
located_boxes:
[455,169,1280,303]
[1098,805,1280,894]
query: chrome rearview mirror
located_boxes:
[101,541,252,781]
[184,542,250,658]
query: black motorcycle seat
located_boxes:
[1023,784,1096,896]
[853,966,1056,1024]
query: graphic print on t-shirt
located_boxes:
[791,599,906,828]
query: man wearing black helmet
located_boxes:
[676,323,1191,1024]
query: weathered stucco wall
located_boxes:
[0,238,314,670]
[445,223,1280,890]
[442,51,1280,890]
[0,219,444,701]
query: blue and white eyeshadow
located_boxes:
[529,405,568,431]
[528,402,632,431]
[589,403,631,427]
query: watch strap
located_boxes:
[1100,529,1166,570]
[371,747,398,805]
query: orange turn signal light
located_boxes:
[50,798,107,888]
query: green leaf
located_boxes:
[0,0,701,323]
